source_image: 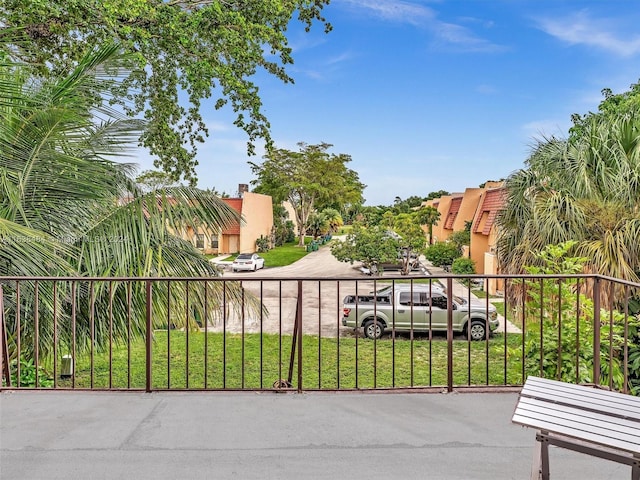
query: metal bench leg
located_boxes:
[632,460,640,480]
[532,432,550,480]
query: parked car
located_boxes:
[341,284,499,340]
[232,253,265,272]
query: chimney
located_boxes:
[238,183,249,197]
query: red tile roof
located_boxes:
[472,188,506,235]
[444,197,462,230]
[222,198,243,235]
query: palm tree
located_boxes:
[0,44,254,372]
[497,110,640,283]
[321,208,343,233]
[415,206,440,245]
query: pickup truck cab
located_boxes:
[341,284,499,340]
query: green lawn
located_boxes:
[260,240,311,267]
[55,331,526,390]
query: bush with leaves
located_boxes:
[424,242,460,267]
[514,242,640,393]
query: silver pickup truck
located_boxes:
[341,284,499,340]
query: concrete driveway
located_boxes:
[210,243,516,337]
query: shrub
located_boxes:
[256,235,271,252]
[451,257,475,275]
[424,241,460,267]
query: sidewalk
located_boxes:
[0,391,626,479]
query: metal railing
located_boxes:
[1,274,639,394]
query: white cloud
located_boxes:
[536,10,640,57]
[338,0,504,53]
[340,0,435,25]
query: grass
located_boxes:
[260,240,311,267]
[54,331,527,390]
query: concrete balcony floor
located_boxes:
[0,391,628,479]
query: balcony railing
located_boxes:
[1,274,639,393]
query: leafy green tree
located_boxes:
[414,206,441,245]
[136,170,179,192]
[250,142,364,246]
[271,204,295,246]
[424,242,460,268]
[570,81,640,139]
[0,44,252,372]
[425,190,449,201]
[330,223,399,275]
[497,105,640,284]
[1,0,331,183]
[393,213,427,275]
[515,242,639,392]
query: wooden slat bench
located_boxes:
[512,376,640,480]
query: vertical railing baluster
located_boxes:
[624,285,630,394]
[34,280,39,388]
[446,277,453,393]
[145,280,152,393]
[373,278,377,389]
[223,281,227,389]
[71,281,76,389]
[521,277,526,385]
[608,282,614,391]
[204,280,209,389]
[126,281,131,389]
[241,281,245,390]
[167,281,171,389]
[593,276,601,386]
[318,280,322,390]
[556,279,562,381]
[575,279,581,384]
[90,281,95,389]
[53,282,58,389]
[503,279,508,386]
[392,279,397,388]
[336,281,341,390]
[410,279,414,387]
[259,281,263,390]
[538,279,543,377]
[108,281,113,389]
[16,281,21,388]
[296,280,303,393]
[186,281,190,389]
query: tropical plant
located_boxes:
[0,44,255,372]
[513,243,640,393]
[424,242,460,268]
[498,107,640,287]
[415,206,440,245]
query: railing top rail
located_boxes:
[0,273,621,282]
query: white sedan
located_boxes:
[231,253,265,272]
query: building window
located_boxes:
[211,238,219,249]
[195,234,205,249]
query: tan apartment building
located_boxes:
[189,191,273,255]
[469,185,506,293]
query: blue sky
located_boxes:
[133,0,640,206]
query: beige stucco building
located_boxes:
[188,191,273,255]
[423,182,506,293]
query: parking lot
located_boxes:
[212,243,516,337]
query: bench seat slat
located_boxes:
[521,380,640,420]
[521,386,640,420]
[515,398,640,444]
[512,411,640,454]
[524,377,640,413]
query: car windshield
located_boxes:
[236,254,253,260]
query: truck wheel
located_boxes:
[467,320,487,341]
[363,319,384,339]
